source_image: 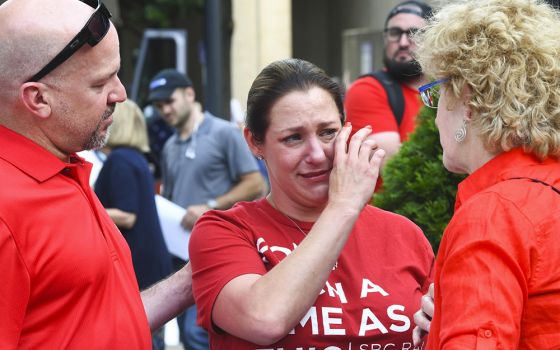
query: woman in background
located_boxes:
[95,99,173,350]
[413,0,560,347]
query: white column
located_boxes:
[231,0,292,119]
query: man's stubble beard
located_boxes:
[83,105,115,150]
[383,54,423,83]
[173,104,193,132]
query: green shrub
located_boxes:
[375,107,466,252]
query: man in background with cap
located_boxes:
[345,0,432,170]
[148,68,265,350]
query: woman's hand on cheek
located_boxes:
[328,123,385,212]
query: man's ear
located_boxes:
[20,83,52,119]
[243,127,263,158]
[184,86,196,102]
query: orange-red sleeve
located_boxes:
[430,193,531,349]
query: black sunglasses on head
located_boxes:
[26,0,112,83]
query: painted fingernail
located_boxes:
[345,122,351,127]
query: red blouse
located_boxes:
[427,148,560,349]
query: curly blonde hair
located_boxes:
[416,0,560,159]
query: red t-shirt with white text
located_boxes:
[190,199,434,350]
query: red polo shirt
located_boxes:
[427,149,560,349]
[0,125,151,349]
[345,75,423,141]
[345,76,424,192]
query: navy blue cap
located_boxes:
[148,69,192,102]
[385,1,433,28]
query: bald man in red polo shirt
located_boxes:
[0,0,193,348]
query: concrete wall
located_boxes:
[230,0,435,115]
[231,0,292,115]
[292,0,413,82]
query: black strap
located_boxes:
[508,177,560,195]
[360,70,405,126]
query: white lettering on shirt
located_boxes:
[322,307,346,335]
[325,281,348,303]
[387,305,410,332]
[269,245,293,257]
[360,278,389,298]
[359,308,389,335]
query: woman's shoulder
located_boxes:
[360,205,431,245]
[106,147,148,170]
[189,200,268,257]
[361,204,421,230]
[107,147,141,161]
[355,205,434,260]
[444,179,557,253]
[205,200,262,220]
[457,177,554,224]
[192,200,264,234]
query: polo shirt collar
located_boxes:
[455,148,551,210]
[0,125,90,183]
[173,111,214,144]
[199,111,215,134]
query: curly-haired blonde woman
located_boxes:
[412,0,560,348]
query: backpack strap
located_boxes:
[360,70,405,126]
[508,177,560,195]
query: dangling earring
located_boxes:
[256,155,264,160]
[454,120,467,143]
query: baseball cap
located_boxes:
[148,68,193,102]
[385,1,433,28]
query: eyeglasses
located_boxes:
[26,0,112,83]
[384,27,419,43]
[419,79,448,108]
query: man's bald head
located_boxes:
[0,0,125,160]
[0,0,98,97]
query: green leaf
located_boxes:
[375,107,466,253]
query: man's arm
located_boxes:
[213,171,265,209]
[182,171,265,229]
[105,208,136,229]
[345,77,403,169]
[141,262,194,331]
[370,131,401,169]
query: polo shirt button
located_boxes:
[484,329,493,338]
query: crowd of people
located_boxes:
[1,0,559,349]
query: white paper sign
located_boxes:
[155,195,190,260]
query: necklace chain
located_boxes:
[283,211,339,270]
[266,195,308,237]
[282,213,308,236]
[267,196,339,270]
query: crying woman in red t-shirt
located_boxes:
[188,58,434,350]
